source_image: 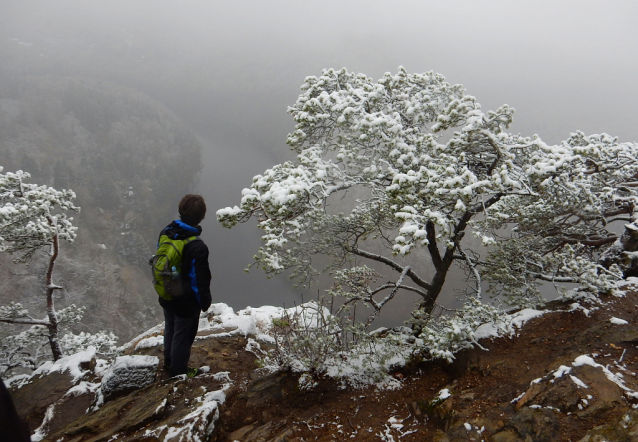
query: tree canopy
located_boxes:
[218,67,637,328]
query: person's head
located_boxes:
[178,194,206,226]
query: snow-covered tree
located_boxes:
[0,168,83,364]
[218,68,636,336]
[0,303,118,375]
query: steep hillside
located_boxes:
[9,283,638,442]
[0,75,203,341]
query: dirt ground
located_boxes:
[214,290,638,441]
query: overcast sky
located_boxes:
[2,0,637,320]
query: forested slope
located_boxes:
[0,73,203,341]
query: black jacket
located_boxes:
[157,220,212,317]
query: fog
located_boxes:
[2,0,637,322]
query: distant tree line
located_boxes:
[0,75,203,262]
[0,72,204,343]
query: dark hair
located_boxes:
[178,194,206,226]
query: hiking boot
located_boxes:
[186,367,199,378]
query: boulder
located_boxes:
[97,355,158,404]
[11,347,96,431]
[509,407,560,442]
[515,363,624,418]
[577,409,638,441]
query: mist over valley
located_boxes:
[1,0,637,342]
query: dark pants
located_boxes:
[163,308,200,376]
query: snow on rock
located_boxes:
[200,303,268,337]
[437,388,452,400]
[572,354,636,396]
[156,372,232,442]
[509,309,546,329]
[134,335,164,350]
[96,355,158,405]
[618,276,638,288]
[475,308,546,341]
[163,390,221,442]
[610,317,629,325]
[513,353,636,412]
[120,323,165,352]
[197,302,306,343]
[32,345,96,382]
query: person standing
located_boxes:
[158,194,212,377]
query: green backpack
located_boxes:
[149,235,199,300]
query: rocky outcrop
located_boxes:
[9,307,267,442]
[45,373,231,442]
[578,409,638,441]
[7,291,638,442]
[9,347,97,435]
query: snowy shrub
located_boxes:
[58,331,119,358]
[265,300,411,387]
[0,303,118,376]
[266,300,350,374]
[409,297,509,363]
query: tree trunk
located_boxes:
[45,228,63,361]
[419,265,451,315]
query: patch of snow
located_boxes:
[94,355,158,408]
[617,277,638,288]
[244,337,266,357]
[163,374,232,441]
[4,374,30,389]
[573,355,597,367]
[134,335,163,350]
[197,303,285,338]
[510,309,546,329]
[255,333,275,343]
[31,403,56,441]
[299,373,318,391]
[610,317,629,325]
[143,425,167,438]
[94,358,110,375]
[387,416,404,431]
[511,391,526,404]
[154,398,167,415]
[65,381,100,397]
[568,302,591,317]
[475,308,546,341]
[212,371,231,384]
[31,346,96,382]
[120,323,164,352]
[553,365,572,380]
[370,327,389,336]
[378,425,396,442]
[573,354,635,394]
[570,375,589,389]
